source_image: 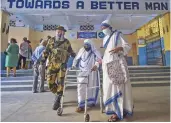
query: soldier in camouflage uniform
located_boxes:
[43,26,75,110]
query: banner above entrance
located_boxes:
[2,0,170,14]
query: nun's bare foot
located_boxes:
[75,107,84,113]
[108,114,119,122]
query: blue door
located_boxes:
[146,39,163,65]
[139,46,147,65]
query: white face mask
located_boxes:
[102,28,111,36]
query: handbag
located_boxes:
[106,31,128,85]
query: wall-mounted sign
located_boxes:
[138,39,145,45]
[77,32,97,39]
[98,32,105,38]
[3,0,169,14]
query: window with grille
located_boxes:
[80,25,94,31]
[9,20,16,27]
[43,25,59,31]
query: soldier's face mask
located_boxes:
[84,43,91,51]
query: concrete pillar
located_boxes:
[0,10,10,70]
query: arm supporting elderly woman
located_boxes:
[109,33,131,55]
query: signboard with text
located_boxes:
[2,0,169,14]
[77,32,97,39]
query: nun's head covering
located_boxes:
[83,39,101,59]
[84,39,92,48]
[101,20,112,30]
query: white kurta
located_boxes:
[102,31,134,120]
[73,47,102,108]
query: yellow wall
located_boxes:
[124,32,138,65]
[160,13,170,51]
[136,12,170,51]
[0,10,9,51]
[8,27,105,54]
[136,26,146,55]
[8,27,30,47]
[28,28,44,49]
[8,27,137,58]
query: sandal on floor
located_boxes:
[89,104,95,107]
[75,107,84,113]
[123,113,127,118]
[108,115,119,122]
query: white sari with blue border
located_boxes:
[102,31,134,120]
[73,45,102,108]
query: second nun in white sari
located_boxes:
[72,39,102,112]
[101,20,134,122]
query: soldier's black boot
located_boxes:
[52,95,61,110]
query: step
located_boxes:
[1,76,170,86]
[1,76,34,81]
[129,72,170,77]
[1,66,170,73]
[1,84,79,92]
[1,74,170,83]
[1,68,170,77]
[128,69,170,73]
[66,75,170,81]
[127,66,170,70]
[1,73,33,77]
[1,70,170,78]
[1,79,78,86]
[131,81,170,87]
[130,76,170,81]
[1,69,33,74]
[1,81,170,92]
[66,70,171,76]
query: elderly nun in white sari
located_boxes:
[101,20,134,122]
[72,39,102,112]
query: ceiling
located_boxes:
[2,0,168,34]
[9,13,158,34]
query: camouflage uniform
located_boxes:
[43,36,75,110]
